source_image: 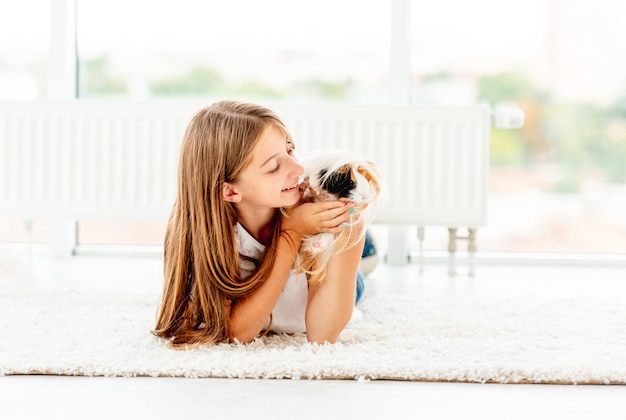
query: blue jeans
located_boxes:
[355,230,375,304]
[355,270,365,305]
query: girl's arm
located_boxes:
[228,230,302,343]
[305,222,365,344]
[228,201,353,343]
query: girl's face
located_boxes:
[225,124,304,211]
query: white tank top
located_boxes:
[234,223,308,334]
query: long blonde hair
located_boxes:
[153,100,293,347]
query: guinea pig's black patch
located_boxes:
[319,167,356,198]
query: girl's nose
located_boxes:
[289,159,304,178]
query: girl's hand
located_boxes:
[282,200,355,237]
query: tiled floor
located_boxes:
[1,247,625,419]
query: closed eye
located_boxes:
[267,139,295,174]
[269,164,280,174]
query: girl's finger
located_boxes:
[321,225,345,234]
[316,200,355,216]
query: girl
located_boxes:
[153,100,365,348]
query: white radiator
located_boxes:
[0,101,190,220]
[0,101,491,270]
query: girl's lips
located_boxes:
[281,182,299,192]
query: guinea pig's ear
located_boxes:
[357,165,381,195]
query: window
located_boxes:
[409,0,626,254]
[77,0,390,102]
[0,1,49,99]
[74,0,390,246]
[0,1,50,243]
[5,1,626,256]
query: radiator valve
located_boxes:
[492,103,525,129]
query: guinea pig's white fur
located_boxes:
[296,150,381,284]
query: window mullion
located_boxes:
[390,0,411,104]
[48,0,77,99]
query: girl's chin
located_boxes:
[281,194,301,207]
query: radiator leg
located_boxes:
[417,227,425,274]
[468,228,477,277]
[447,228,457,276]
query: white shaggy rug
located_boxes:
[1,282,626,384]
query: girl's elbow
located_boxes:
[228,320,262,344]
[307,333,338,345]
[228,329,257,344]
[306,318,350,345]
[306,327,343,345]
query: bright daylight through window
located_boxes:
[0,1,50,244]
[1,0,626,257]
